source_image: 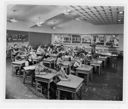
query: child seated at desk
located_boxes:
[35,61,53,75]
[71,60,82,72]
[49,76,60,99]
[36,45,45,56]
[35,61,47,75]
[56,67,70,81]
[84,55,91,65]
[56,54,63,70]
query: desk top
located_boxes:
[43,57,55,62]
[99,56,108,59]
[33,56,42,60]
[62,61,73,66]
[98,52,112,56]
[76,65,93,71]
[12,60,26,65]
[91,59,102,64]
[19,54,27,57]
[24,65,36,70]
[50,54,58,57]
[57,74,84,89]
[35,72,57,80]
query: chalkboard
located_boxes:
[72,35,81,43]
[7,30,29,42]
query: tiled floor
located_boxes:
[6,57,123,100]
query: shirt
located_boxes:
[74,61,81,67]
[57,57,62,65]
[57,69,68,80]
[35,64,45,75]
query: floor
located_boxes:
[6,57,123,100]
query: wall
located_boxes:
[29,32,51,48]
[7,20,124,51]
[118,34,123,51]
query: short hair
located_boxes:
[53,76,59,81]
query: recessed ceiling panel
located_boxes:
[7,5,124,27]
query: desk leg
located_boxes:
[57,90,60,99]
[48,83,50,99]
[104,60,106,67]
[11,65,14,75]
[23,71,26,84]
[53,61,55,69]
[50,62,51,68]
[72,93,77,100]
[99,66,101,75]
[35,80,38,93]
[85,74,89,85]
[69,66,71,74]
[90,70,93,81]
[91,70,93,80]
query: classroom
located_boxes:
[6,5,124,100]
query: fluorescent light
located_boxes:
[47,20,57,25]
[64,9,72,15]
[119,11,123,14]
[10,18,17,22]
[75,18,81,21]
[52,26,56,30]
[36,21,44,26]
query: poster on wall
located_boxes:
[72,34,81,43]
[7,31,29,42]
[63,34,72,43]
[96,35,105,46]
[52,34,63,44]
[81,34,92,44]
[105,35,119,47]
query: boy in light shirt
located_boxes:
[56,67,70,81]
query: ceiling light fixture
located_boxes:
[119,11,124,14]
[64,7,72,15]
[10,18,17,22]
[75,17,81,21]
[36,16,43,26]
[52,26,56,30]
[75,17,84,21]
[47,20,57,25]
[9,9,18,23]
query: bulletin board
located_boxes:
[52,34,64,44]
[81,34,92,44]
[7,30,29,42]
[96,35,105,46]
[72,34,81,43]
[105,35,119,47]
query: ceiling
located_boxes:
[7,5,124,28]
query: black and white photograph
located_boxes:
[5,4,124,101]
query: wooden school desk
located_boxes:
[57,74,84,100]
[23,65,36,84]
[98,56,108,67]
[90,59,102,75]
[76,64,93,85]
[32,56,42,63]
[35,72,57,99]
[43,57,56,68]
[49,54,58,58]
[12,60,26,75]
[61,61,73,74]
